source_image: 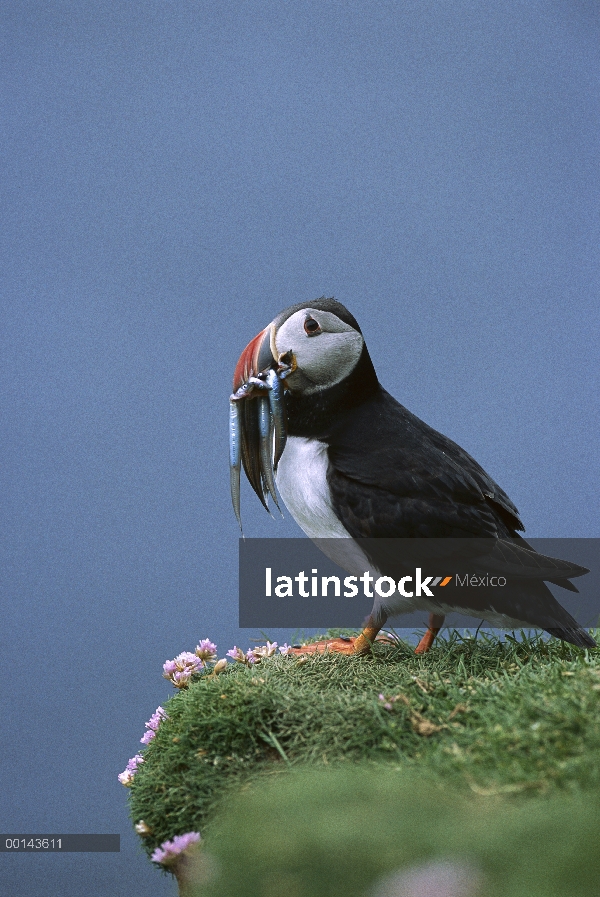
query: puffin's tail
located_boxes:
[450,576,597,649]
[486,575,597,649]
[545,626,597,649]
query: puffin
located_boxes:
[229,298,595,655]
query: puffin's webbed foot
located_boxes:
[289,625,384,657]
[414,613,445,654]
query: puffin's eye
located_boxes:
[303,317,322,336]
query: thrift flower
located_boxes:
[251,641,278,659]
[135,820,152,836]
[279,643,292,655]
[147,706,168,730]
[176,651,205,671]
[195,639,218,663]
[118,753,144,786]
[140,706,168,743]
[172,670,192,688]
[163,651,204,688]
[378,693,393,712]
[128,753,144,771]
[151,832,201,866]
[226,645,258,665]
[374,860,482,897]
[118,769,135,786]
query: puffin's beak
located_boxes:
[233,326,274,392]
[229,325,287,530]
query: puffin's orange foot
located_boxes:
[414,627,441,655]
[289,637,362,656]
[289,627,382,657]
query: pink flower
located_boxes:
[140,706,168,743]
[279,643,292,655]
[118,753,144,786]
[172,670,192,688]
[175,651,205,671]
[195,639,218,662]
[151,831,201,866]
[163,652,204,687]
[251,641,278,659]
[128,753,144,771]
[226,645,261,665]
[378,693,394,712]
[374,860,482,897]
[146,706,168,731]
[162,659,177,676]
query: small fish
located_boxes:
[229,399,242,530]
[265,368,287,470]
[247,376,271,390]
[257,395,281,512]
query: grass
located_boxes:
[127,629,600,894]
[204,764,600,897]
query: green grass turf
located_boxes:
[203,764,600,897]
[128,628,600,877]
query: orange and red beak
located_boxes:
[233,326,275,393]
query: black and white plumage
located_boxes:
[230,298,595,653]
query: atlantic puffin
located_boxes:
[229,298,595,655]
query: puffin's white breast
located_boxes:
[275,436,351,539]
[276,436,382,581]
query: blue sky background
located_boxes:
[1,2,599,894]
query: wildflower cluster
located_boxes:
[162,639,219,688]
[118,753,144,787]
[140,706,168,744]
[151,831,201,866]
[226,645,256,665]
[227,640,292,664]
[195,638,218,663]
[163,652,204,688]
[120,635,293,788]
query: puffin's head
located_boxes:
[229,298,377,527]
[234,298,366,397]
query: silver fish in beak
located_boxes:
[230,326,288,529]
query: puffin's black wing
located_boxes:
[325,389,594,647]
[326,388,523,540]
